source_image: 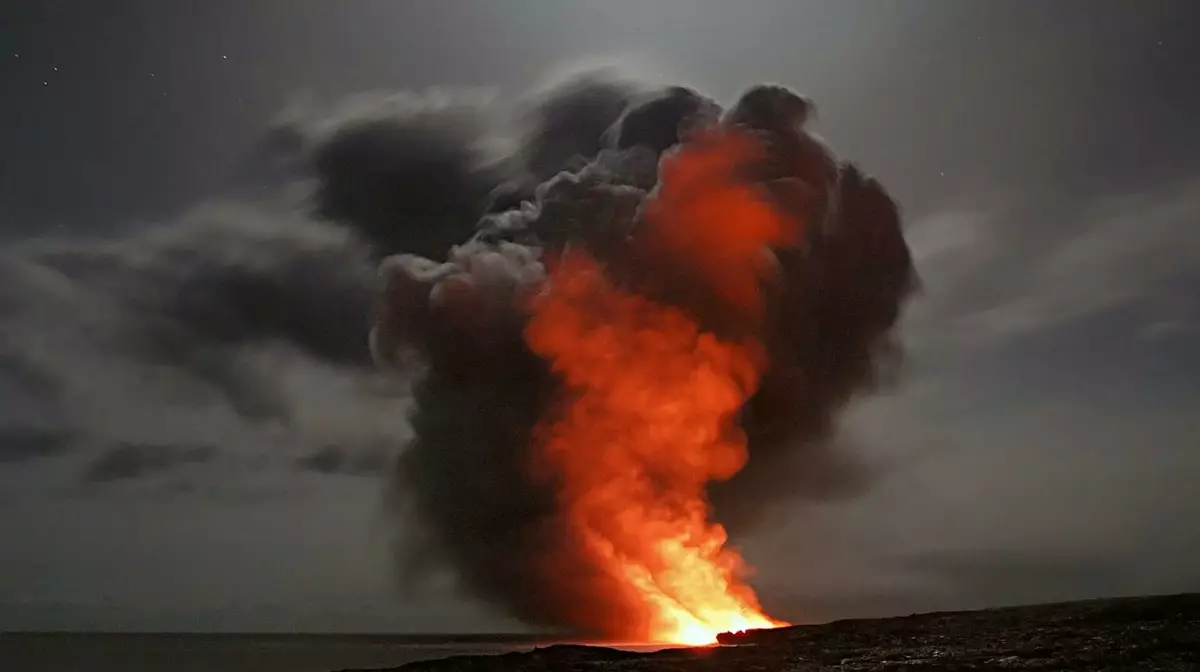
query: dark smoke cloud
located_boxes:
[272,90,510,260]
[372,76,916,636]
[516,69,644,182]
[609,85,722,155]
[1,68,913,636]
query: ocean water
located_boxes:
[0,633,650,672]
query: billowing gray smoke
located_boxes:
[0,206,382,478]
[0,88,506,480]
[369,73,916,636]
[0,87,515,480]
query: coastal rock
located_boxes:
[344,594,1200,671]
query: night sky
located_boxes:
[2,0,1199,633]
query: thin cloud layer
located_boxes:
[904,178,1200,351]
[84,443,218,484]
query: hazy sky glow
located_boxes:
[1,0,1198,632]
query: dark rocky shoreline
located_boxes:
[346,594,1200,671]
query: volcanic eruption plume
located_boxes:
[370,76,916,643]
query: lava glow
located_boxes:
[524,128,795,645]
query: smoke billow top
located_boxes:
[367,71,916,640]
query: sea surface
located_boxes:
[0,632,667,672]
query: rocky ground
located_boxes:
[349,594,1200,671]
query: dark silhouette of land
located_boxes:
[349,594,1200,671]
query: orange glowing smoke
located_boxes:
[524,128,797,645]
